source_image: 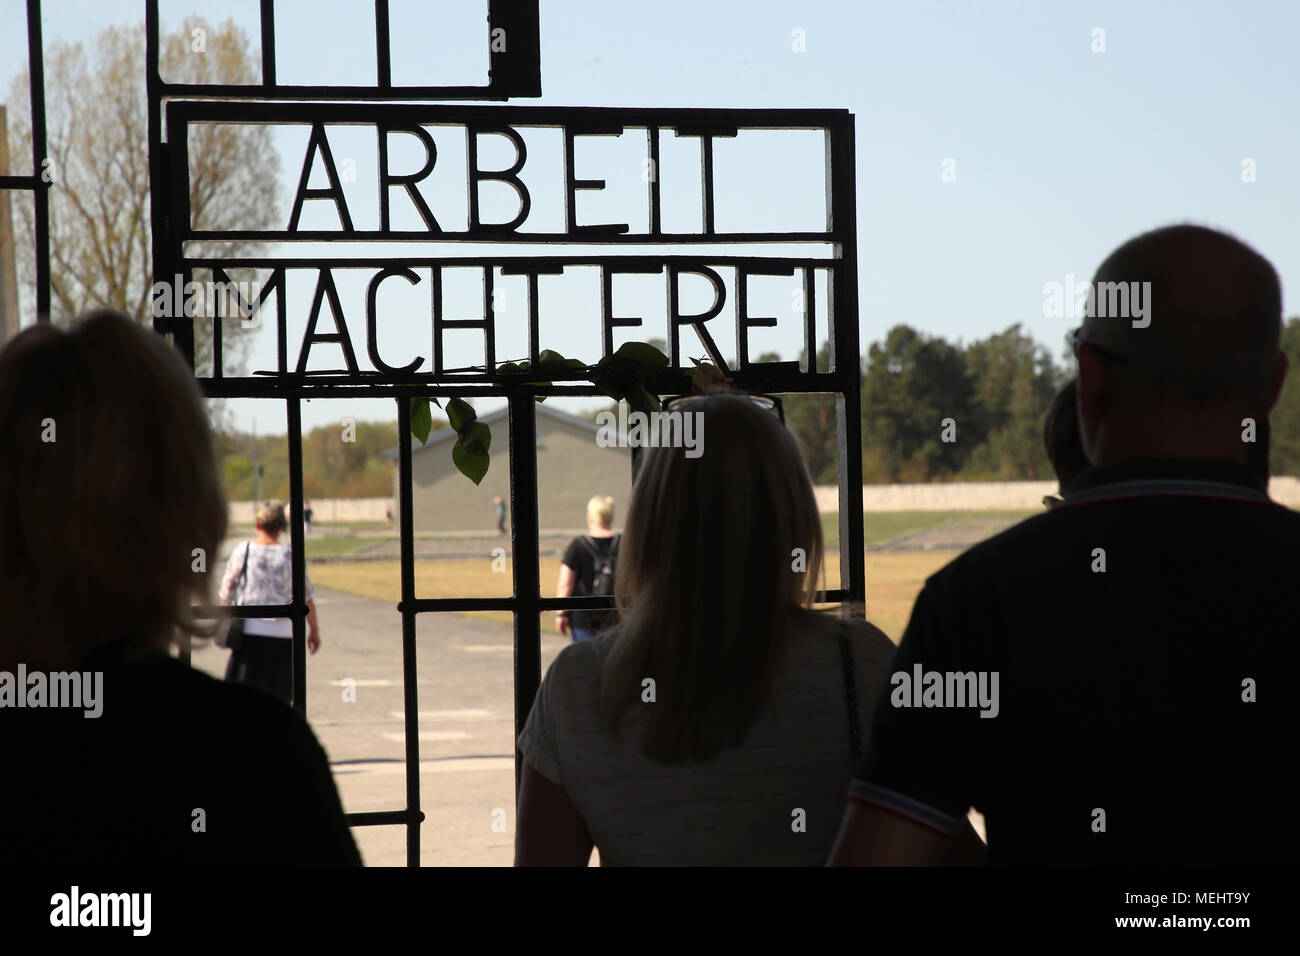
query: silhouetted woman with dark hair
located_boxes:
[0,310,360,866]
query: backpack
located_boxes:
[578,534,620,598]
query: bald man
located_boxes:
[830,225,1297,865]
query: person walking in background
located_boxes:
[516,395,915,865]
[0,309,359,866]
[555,495,621,643]
[220,501,322,705]
[494,496,507,535]
[303,500,314,537]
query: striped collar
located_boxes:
[1060,460,1272,507]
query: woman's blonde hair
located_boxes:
[586,495,614,528]
[256,501,287,536]
[600,394,823,763]
[0,310,228,669]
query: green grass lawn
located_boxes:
[821,509,1037,547]
[299,511,1036,560]
[304,536,372,557]
[304,510,1045,642]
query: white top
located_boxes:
[218,541,315,638]
[517,616,896,865]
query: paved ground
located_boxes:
[192,580,570,867]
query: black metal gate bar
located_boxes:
[395,395,423,866]
[259,0,276,86]
[507,392,542,797]
[145,0,169,343]
[0,1,52,323]
[25,0,50,321]
[286,397,307,718]
[144,4,864,865]
[829,116,866,602]
[151,0,540,101]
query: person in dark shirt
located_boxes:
[0,310,361,867]
[555,495,621,642]
[830,225,1298,865]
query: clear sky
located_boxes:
[4,0,1298,434]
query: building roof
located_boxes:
[384,402,607,459]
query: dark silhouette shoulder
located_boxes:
[0,649,361,867]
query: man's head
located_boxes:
[586,495,614,532]
[1074,225,1286,466]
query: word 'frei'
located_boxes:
[0,665,103,718]
[890,664,1000,718]
[595,406,704,458]
[50,886,150,936]
[150,273,264,323]
[1042,273,1152,327]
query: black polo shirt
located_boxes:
[850,459,1299,864]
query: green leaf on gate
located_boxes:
[410,397,433,444]
[535,349,586,377]
[612,341,669,370]
[592,341,666,412]
[436,341,670,482]
[624,382,660,415]
[446,396,476,433]
[452,422,492,484]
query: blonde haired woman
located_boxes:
[0,310,358,866]
[516,393,896,865]
[219,500,321,704]
[555,494,620,643]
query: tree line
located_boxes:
[783,318,1300,484]
[217,420,410,501]
[215,317,1300,500]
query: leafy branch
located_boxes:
[408,341,674,485]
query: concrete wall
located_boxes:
[228,497,392,525]
[235,477,1300,526]
[398,413,633,533]
[815,477,1300,512]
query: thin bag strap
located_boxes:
[837,619,863,761]
[234,541,251,606]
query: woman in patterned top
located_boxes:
[219,501,321,703]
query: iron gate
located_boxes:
[7,0,865,867]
